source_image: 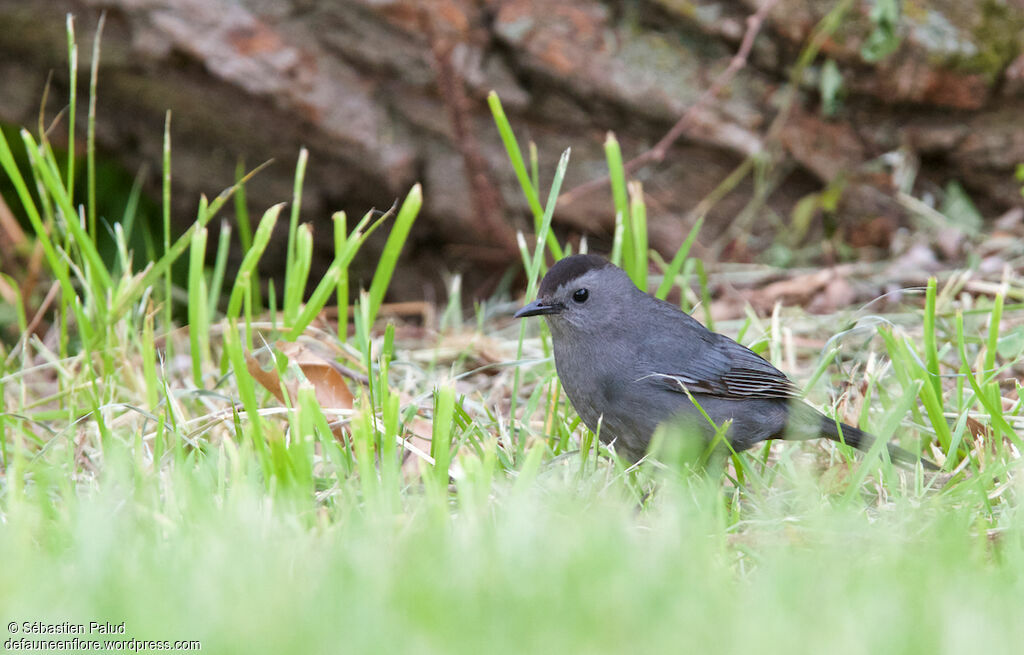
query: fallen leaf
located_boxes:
[807,275,856,314]
[744,269,832,313]
[245,340,355,411]
[965,416,992,443]
[401,416,435,479]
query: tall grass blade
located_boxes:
[366,185,421,330]
[655,217,704,300]
[488,91,562,261]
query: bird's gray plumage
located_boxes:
[516,254,935,468]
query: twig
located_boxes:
[559,0,781,206]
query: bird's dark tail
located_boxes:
[819,417,939,471]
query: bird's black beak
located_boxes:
[514,299,563,318]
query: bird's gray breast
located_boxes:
[551,336,608,431]
[552,333,673,459]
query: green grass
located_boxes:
[1,16,1023,655]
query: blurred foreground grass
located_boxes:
[1,458,1022,654]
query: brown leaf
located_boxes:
[807,275,856,314]
[245,340,355,411]
[743,269,833,314]
[846,215,896,249]
[244,348,288,405]
[401,416,435,479]
[281,341,356,411]
[965,416,991,442]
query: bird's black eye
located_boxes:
[572,288,589,303]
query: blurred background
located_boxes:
[2,0,1023,307]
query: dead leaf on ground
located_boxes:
[402,416,435,479]
[245,337,441,478]
[807,275,856,314]
[245,340,355,411]
[965,416,991,442]
[738,268,838,315]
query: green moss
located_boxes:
[959,0,1024,75]
[648,0,699,20]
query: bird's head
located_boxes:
[515,254,640,339]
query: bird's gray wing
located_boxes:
[645,333,800,400]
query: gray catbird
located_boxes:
[516,254,937,469]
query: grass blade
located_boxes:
[488,91,563,261]
[366,184,421,329]
[655,216,704,300]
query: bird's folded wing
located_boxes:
[643,335,800,400]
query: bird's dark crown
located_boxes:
[539,254,612,297]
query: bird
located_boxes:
[515,254,937,470]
